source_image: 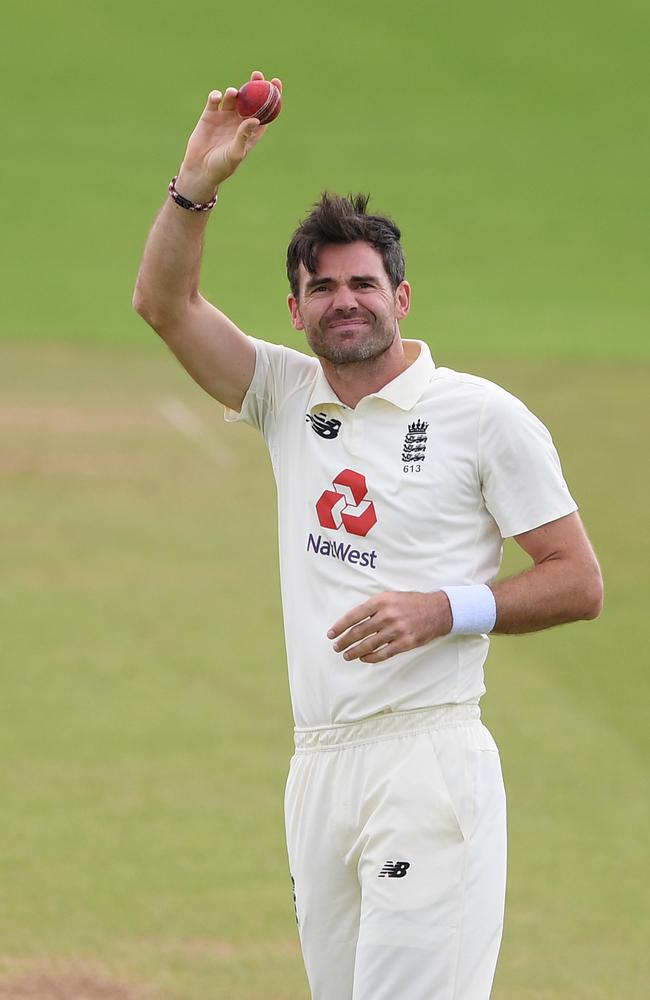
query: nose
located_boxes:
[330,283,359,313]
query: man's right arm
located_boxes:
[132,72,282,412]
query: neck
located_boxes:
[320,336,411,408]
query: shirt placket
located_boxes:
[343,405,367,458]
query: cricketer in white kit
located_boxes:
[133,72,604,1000]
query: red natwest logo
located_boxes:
[316,469,378,537]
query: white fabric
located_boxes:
[225,338,577,728]
[440,584,497,635]
[284,706,507,1000]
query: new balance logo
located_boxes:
[306,411,341,439]
[378,861,410,878]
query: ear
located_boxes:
[395,281,411,321]
[288,294,305,330]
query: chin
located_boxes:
[307,325,395,365]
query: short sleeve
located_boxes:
[478,385,578,538]
[224,337,318,446]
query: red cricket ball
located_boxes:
[235,80,282,125]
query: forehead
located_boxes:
[299,241,388,287]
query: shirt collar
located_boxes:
[308,340,435,413]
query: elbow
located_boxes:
[132,281,191,333]
[580,565,605,620]
[132,285,164,333]
[132,281,151,321]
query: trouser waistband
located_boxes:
[293,703,481,752]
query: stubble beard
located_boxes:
[303,312,398,366]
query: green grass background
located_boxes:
[1,0,649,997]
[2,0,648,356]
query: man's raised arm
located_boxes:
[132,71,282,412]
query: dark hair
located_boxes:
[286,192,406,299]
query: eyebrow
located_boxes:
[304,274,379,291]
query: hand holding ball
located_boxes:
[236,80,282,125]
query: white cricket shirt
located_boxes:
[226,339,577,727]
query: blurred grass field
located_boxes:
[1,0,649,997]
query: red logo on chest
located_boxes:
[315,469,378,537]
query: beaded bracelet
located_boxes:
[168,176,218,212]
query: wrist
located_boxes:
[438,584,497,636]
[175,165,220,204]
[431,591,453,637]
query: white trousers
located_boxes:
[284,705,507,1000]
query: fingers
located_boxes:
[329,608,400,662]
[231,117,263,160]
[342,632,393,661]
[328,597,377,640]
[360,644,399,664]
[328,596,387,660]
[332,618,381,654]
[202,90,223,113]
[205,74,282,115]
[250,69,283,93]
[221,86,239,112]
[337,628,406,663]
[328,591,432,664]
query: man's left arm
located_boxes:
[491,510,603,633]
[328,512,603,663]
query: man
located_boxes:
[133,71,603,999]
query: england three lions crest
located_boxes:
[402,419,428,471]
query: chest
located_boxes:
[273,396,482,538]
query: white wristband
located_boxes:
[439,584,497,635]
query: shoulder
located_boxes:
[252,337,317,368]
[430,366,527,415]
[246,338,323,418]
[252,337,319,383]
[227,338,320,433]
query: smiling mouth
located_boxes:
[328,319,367,329]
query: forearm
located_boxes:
[134,78,279,327]
[132,169,217,324]
[490,555,603,634]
